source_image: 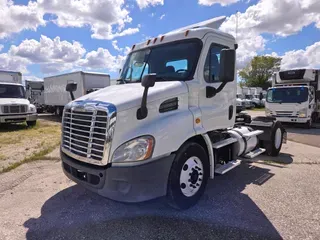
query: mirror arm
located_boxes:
[69,91,75,101]
[137,87,149,120]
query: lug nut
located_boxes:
[199,178,202,181]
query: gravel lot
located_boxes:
[0,114,319,240]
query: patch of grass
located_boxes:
[0,154,6,161]
[0,137,20,145]
[0,142,60,173]
[251,108,265,112]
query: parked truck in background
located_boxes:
[44,71,111,116]
[0,71,37,126]
[25,80,45,113]
[265,69,320,128]
[241,87,254,109]
[60,16,286,210]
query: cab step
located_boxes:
[243,148,266,159]
[215,160,241,175]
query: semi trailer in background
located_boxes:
[25,80,45,113]
[0,71,37,126]
[44,71,111,116]
[266,69,320,128]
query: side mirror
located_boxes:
[66,83,77,101]
[66,83,77,92]
[137,74,156,120]
[219,49,236,83]
[141,74,156,88]
[316,90,320,101]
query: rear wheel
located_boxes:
[265,121,283,156]
[166,142,209,210]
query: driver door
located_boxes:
[198,36,236,131]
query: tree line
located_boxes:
[238,56,282,90]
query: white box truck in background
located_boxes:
[265,69,320,128]
[0,71,37,126]
[26,80,45,113]
[44,71,111,115]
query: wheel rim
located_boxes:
[179,156,204,197]
[275,128,282,149]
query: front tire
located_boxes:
[166,142,210,210]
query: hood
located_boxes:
[0,98,30,105]
[75,81,188,112]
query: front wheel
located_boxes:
[166,142,210,210]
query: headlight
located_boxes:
[28,104,37,113]
[112,136,155,163]
[298,108,307,118]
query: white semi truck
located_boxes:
[265,69,320,128]
[44,71,111,116]
[0,71,37,126]
[60,17,286,209]
[25,80,45,113]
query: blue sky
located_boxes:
[0,0,319,81]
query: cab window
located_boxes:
[204,44,228,83]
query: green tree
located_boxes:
[239,56,281,89]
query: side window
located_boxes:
[204,44,227,83]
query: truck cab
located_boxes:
[60,16,285,209]
[265,69,320,128]
[0,71,37,126]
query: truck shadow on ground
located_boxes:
[0,123,30,132]
[37,114,62,123]
[284,125,320,136]
[254,152,294,165]
[24,163,282,240]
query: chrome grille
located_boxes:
[275,111,295,117]
[2,105,27,114]
[61,101,116,166]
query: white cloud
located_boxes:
[198,0,239,6]
[0,44,3,52]
[23,75,42,82]
[280,41,320,70]
[136,0,164,9]
[124,46,131,55]
[221,0,320,37]
[78,48,125,71]
[0,0,139,40]
[112,40,123,52]
[160,14,165,20]
[220,0,320,69]
[0,53,30,73]
[0,0,46,39]
[9,35,86,63]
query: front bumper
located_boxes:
[272,116,308,123]
[61,150,175,202]
[236,105,245,112]
[0,113,37,123]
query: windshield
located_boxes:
[120,39,202,83]
[267,87,308,103]
[0,84,25,98]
